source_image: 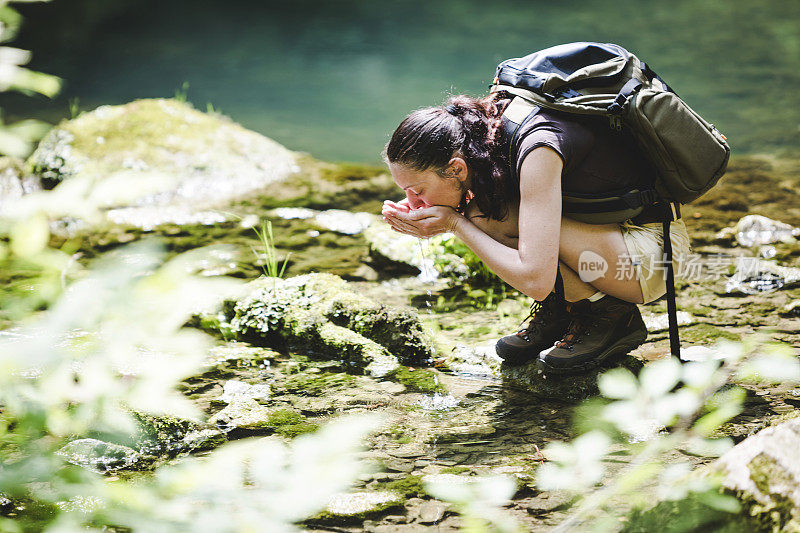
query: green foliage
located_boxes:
[0,0,61,158]
[251,219,291,280]
[173,81,189,102]
[68,96,80,119]
[534,338,800,530]
[0,17,382,525]
[429,235,515,310]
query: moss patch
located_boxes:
[380,475,425,499]
[265,409,319,438]
[386,366,445,394]
[280,371,357,397]
[440,466,472,475]
[681,323,741,344]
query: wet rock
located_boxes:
[218,379,270,403]
[312,209,373,235]
[445,340,503,376]
[57,438,147,473]
[220,273,435,376]
[416,500,449,524]
[500,356,644,402]
[642,311,696,332]
[27,99,298,228]
[0,156,40,214]
[709,417,800,529]
[208,397,274,431]
[131,410,225,457]
[781,300,800,317]
[269,207,376,235]
[387,447,426,459]
[181,429,227,451]
[202,342,278,372]
[382,458,416,473]
[524,491,575,516]
[734,214,799,248]
[724,257,800,294]
[208,399,316,438]
[363,224,467,281]
[317,491,404,521]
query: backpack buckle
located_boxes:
[639,189,658,206]
[607,93,627,115]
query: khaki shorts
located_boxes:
[619,218,691,304]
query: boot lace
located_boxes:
[516,301,547,341]
[555,311,596,350]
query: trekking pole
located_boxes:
[662,202,680,358]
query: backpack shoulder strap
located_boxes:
[500,96,540,165]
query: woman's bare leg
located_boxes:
[558,217,644,304]
[465,205,643,304]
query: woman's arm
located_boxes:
[383,146,562,301]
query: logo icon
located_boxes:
[578,250,608,283]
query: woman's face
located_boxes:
[389,162,468,210]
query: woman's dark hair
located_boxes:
[384,93,514,221]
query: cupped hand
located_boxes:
[382,198,412,213]
[381,204,461,238]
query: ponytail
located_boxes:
[384,93,515,221]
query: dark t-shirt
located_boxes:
[507,108,656,194]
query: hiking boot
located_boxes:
[538,295,647,374]
[495,292,571,366]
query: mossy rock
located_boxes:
[253,156,396,214]
[24,99,394,233]
[702,417,800,530]
[308,491,405,525]
[623,491,761,532]
[265,408,319,438]
[128,410,226,458]
[57,438,149,474]
[207,399,316,438]
[217,273,435,376]
[27,99,298,205]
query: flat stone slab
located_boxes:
[501,356,644,402]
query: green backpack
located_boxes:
[492,41,730,224]
[491,42,730,358]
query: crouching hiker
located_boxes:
[381,43,727,373]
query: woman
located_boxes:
[381,93,690,372]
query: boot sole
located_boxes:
[537,329,648,375]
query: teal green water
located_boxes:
[6,0,800,163]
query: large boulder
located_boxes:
[22,99,397,230]
[709,417,800,530]
[215,273,435,376]
[28,99,298,205]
